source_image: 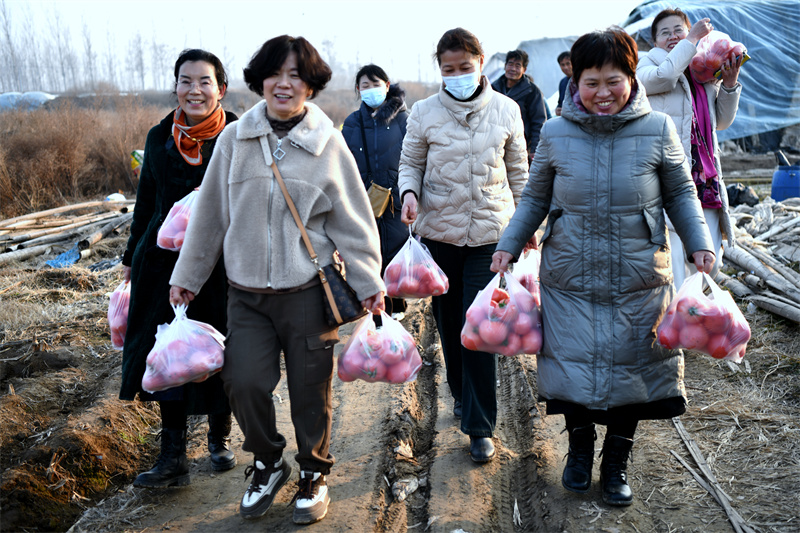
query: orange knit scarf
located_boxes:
[172,105,226,166]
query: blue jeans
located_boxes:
[423,239,497,437]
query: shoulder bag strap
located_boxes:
[358,112,374,184]
[270,160,320,267]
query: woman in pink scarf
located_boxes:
[637,8,742,289]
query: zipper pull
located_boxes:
[273,138,286,160]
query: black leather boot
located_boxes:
[208,413,236,471]
[561,424,596,493]
[600,435,634,506]
[133,428,190,487]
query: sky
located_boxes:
[7,0,644,84]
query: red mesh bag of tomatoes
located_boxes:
[141,304,226,392]
[337,312,423,384]
[689,30,750,84]
[461,273,543,357]
[157,188,198,251]
[656,272,750,362]
[383,229,449,299]
[108,280,131,350]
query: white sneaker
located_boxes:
[391,312,405,321]
[292,471,330,524]
[240,458,292,519]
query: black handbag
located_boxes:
[270,160,367,327]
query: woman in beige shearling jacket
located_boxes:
[398,27,529,464]
[637,8,742,289]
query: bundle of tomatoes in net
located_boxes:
[461,273,542,357]
[157,189,198,251]
[689,30,748,84]
[142,305,226,392]
[337,312,423,384]
[656,272,750,362]
[108,280,131,350]
[384,234,449,299]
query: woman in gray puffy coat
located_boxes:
[492,28,715,506]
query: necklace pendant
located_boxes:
[273,146,286,160]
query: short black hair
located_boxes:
[354,64,389,96]
[557,51,571,64]
[174,49,228,90]
[570,27,638,86]
[243,35,332,98]
[505,49,529,68]
[434,28,483,66]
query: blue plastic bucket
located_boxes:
[771,166,800,201]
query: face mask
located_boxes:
[360,87,387,108]
[442,71,481,100]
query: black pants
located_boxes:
[423,239,497,438]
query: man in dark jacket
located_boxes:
[491,49,547,161]
[555,51,573,116]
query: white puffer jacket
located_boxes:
[637,39,742,246]
[398,76,529,246]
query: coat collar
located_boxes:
[492,74,535,98]
[235,100,335,157]
[439,76,493,121]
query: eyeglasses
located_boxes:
[657,27,686,39]
[178,80,216,90]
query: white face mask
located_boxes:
[360,87,387,108]
[442,71,481,100]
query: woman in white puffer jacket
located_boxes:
[398,27,529,464]
[637,8,742,289]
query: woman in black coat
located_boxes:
[120,49,237,488]
[342,64,409,319]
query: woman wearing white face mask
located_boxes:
[343,64,409,321]
[398,28,529,463]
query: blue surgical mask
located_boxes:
[443,71,481,100]
[360,87,387,108]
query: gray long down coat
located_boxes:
[496,83,714,410]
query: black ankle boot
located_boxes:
[134,428,190,487]
[562,424,596,493]
[208,413,236,471]
[600,435,634,506]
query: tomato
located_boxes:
[491,287,510,303]
[398,277,421,296]
[676,296,709,325]
[515,290,536,313]
[157,234,175,249]
[386,360,415,383]
[702,306,731,334]
[520,329,542,354]
[706,334,732,359]
[173,231,186,249]
[710,37,732,56]
[412,263,431,280]
[385,282,400,298]
[461,327,481,351]
[690,55,705,71]
[704,53,723,71]
[516,274,536,294]
[730,43,745,59]
[497,333,522,357]
[385,263,402,284]
[512,311,534,335]
[337,363,356,382]
[364,330,383,354]
[466,305,486,327]
[340,349,366,377]
[488,300,518,323]
[360,357,387,383]
[380,337,406,366]
[427,276,447,296]
[479,320,508,346]
[679,324,709,351]
[657,324,680,350]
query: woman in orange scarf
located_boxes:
[120,49,238,488]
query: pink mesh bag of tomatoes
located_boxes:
[461,272,543,357]
[108,280,131,350]
[156,188,198,251]
[689,30,750,84]
[337,312,423,384]
[656,272,750,362]
[383,228,449,299]
[141,304,226,393]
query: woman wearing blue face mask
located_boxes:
[342,64,409,321]
[398,28,529,463]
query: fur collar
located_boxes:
[370,84,407,125]
[235,100,335,157]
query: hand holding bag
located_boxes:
[270,160,367,327]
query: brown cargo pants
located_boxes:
[221,284,340,474]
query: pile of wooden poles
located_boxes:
[0,200,135,267]
[718,197,800,323]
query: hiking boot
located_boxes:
[239,457,292,519]
[133,428,190,488]
[561,424,596,494]
[207,413,236,471]
[468,436,495,463]
[292,471,330,525]
[600,435,634,506]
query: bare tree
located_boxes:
[128,31,146,91]
[82,21,97,90]
[0,0,22,92]
[104,28,117,89]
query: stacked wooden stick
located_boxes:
[0,200,135,267]
[718,197,800,323]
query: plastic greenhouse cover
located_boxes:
[623,0,800,141]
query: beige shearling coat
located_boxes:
[398,76,529,246]
[170,100,385,301]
